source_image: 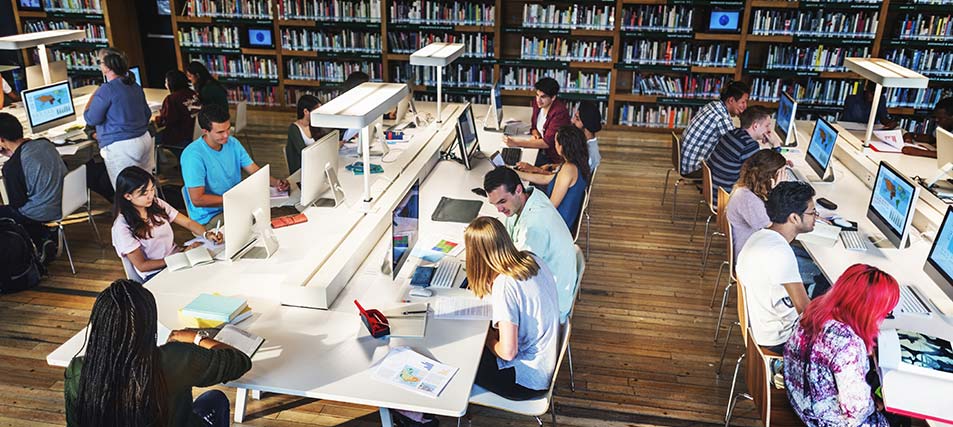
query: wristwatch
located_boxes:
[193,330,211,345]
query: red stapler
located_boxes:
[354,300,390,338]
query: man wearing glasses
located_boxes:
[502,77,571,166]
[736,181,821,354]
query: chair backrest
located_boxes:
[745,330,773,425]
[543,320,572,401]
[192,116,203,140]
[737,277,748,346]
[181,186,190,212]
[235,101,248,133]
[121,256,145,283]
[716,187,730,235]
[61,164,88,219]
[671,132,681,170]
[567,245,586,319]
[573,179,593,241]
[701,161,716,215]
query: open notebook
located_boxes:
[165,246,214,271]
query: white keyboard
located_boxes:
[840,230,868,251]
[49,129,86,144]
[784,167,808,184]
[897,285,931,315]
[431,258,462,288]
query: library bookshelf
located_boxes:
[8,0,146,88]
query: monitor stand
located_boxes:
[231,208,280,261]
[483,103,502,132]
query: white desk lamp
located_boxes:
[0,30,86,86]
[309,82,409,211]
[410,42,465,124]
[844,57,929,149]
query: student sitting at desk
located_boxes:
[466,217,560,400]
[572,100,602,171]
[155,70,201,160]
[680,81,749,178]
[515,126,590,230]
[708,106,776,201]
[181,104,290,228]
[112,166,222,281]
[483,167,577,322]
[904,97,953,144]
[286,94,322,174]
[84,48,154,189]
[784,264,902,427]
[502,77,571,166]
[841,84,897,129]
[1,75,19,106]
[65,279,252,427]
[736,181,824,354]
[185,61,228,110]
[0,112,66,262]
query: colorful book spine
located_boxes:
[185,0,275,19]
[23,20,108,43]
[632,74,729,99]
[750,9,878,38]
[284,58,382,81]
[616,103,696,128]
[519,37,612,63]
[885,87,951,109]
[178,26,241,48]
[278,0,381,22]
[392,63,493,88]
[390,0,494,26]
[522,3,614,30]
[227,85,279,106]
[883,48,953,77]
[750,77,863,105]
[387,31,492,57]
[764,45,870,72]
[281,28,381,52]
[41,0,103,14]
[896,13,953,40]
[500,67,610,95]
[188,54,279,79]
[621,5,693,33]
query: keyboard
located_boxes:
[430,258,462,288]
[897,285,931,315]
[840,230,868,251]
[785,167,807,184]
[501,147,522,166]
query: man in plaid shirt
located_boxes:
[680,81,750,176]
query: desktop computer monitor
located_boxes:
[300,130,341,206]
[937,127,953,169]
[923,206,953,305]
[455,102,479,169]
[776,92,797,146]
[21,80,75,134]
[867,161,920,249]
[805,117,838,180]
[708,10,741,32]
[25,61,68,89]
[223,165,271,261]
[391,181,419,279]
[491,82,503,127]
[103,66,142,86]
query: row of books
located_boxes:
[894,14,953,41]
[415,92,489,105]
[387,32,491,57]
[284,86,342,106]
[277,0,381,22]
[620,5,692,33]
[521,4,615,31]
[750,77,863,106]
[227,85,279,106]
[632,74,729,99]
[621,40,736,68]
[750,9,879,38]
[182,0,274,19]
[760,45,871,72]
[390,1,493,26]
[392,63,493,88]
[189,54,279,79]
[23,20,108,43]
[281,28,381,53]
[617,104,695,129]
[898,117,940,135]
[500,67,611,95]
[883,48,953,76]
[178,26,241,49]
[49,49,99,71]
[565,100,607,124]
[885,87,952,109]
[285,59,382,81]
[40,0,102,13]
[520,37,612,63]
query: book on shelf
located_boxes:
[622,40,691,66]
[164,246,215,271]
[43,0,103,14]
[522,4,614,31]
[750,77,863,106]
[178,26,241,49]
[183,0,274,19]
[501,67,611,96]
[520,37,612,63]
[884,48,953,77]
[280,28,381,53]
[188,54,279,79]
[633,74,728,100]
[621,5,693,33]
[227,85,279,106]
[617,103,696,129]
[394,63,493,89]
[759,45,870,73]
[23,20,107,42]
[896,13,953,40]
[387,32,492,57]
[285,58,382,82]
[886,87,950,110]
[277,0,381,22]
[390,1,494,26]
[749,9,878,38]
[182,293,248,323]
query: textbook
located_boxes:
[214,324,265,358]
[182,293,248,323]
[164,246,214,271]
[178,306,253,329]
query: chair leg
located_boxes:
[716,321,738,377]
[725,353,746,423]
[671,180,681,223]
[714,280,734,342]
[661,169,673,206]
[690,200,703,240]
[550,398,557,426]
[87,208,103,248]
[567,342,575,392]
[710,261,727,308]
[585,212,590,261]
[725,392,753,427]
[701,230,724,277]
[534,416,543,426]
[61,225,75,274]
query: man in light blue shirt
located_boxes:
[181,104,289,227]
[484,167,578,322]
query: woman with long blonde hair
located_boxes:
[465,217,560,400]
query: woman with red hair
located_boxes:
[783,263,900,427]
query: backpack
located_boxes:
[0,218,44,293]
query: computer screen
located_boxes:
[17,0,42,10]
[246,27,274,49]
[392,181,419,279]
[300,130,341,206]
[867,161,919,249]
[938,127,953,170]
[776,92,797,145]
[22,81,75,134]
[709,10,740,32]
[129,66,142,86]
[805,118,838,180]
[924,206,953,305]
[456,102,479,169]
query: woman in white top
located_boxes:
[465,216,560,400]
[111,166,221,280]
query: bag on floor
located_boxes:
[0,218,43,293]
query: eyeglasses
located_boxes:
[802,209,818,217]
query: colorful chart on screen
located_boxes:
[871,166,913,234]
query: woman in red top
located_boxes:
[503,77,571,166]
[155,70,201,160]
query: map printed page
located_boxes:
[373,347,458,398]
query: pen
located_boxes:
[402,310,427,315]
[215,220,221,236]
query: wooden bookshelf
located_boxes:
[9,0,146,87]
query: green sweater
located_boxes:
[64,342,252,426]
[199,81,228,110]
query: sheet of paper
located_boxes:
[433,296,492,321]
[372,346,457,398]
[56,144,82,156]
[796,221,841,247]
[874,129,905,150]
[869,139,903,153]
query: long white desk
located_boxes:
[47,101,537,425]
[787,121,953,425]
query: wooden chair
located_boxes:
[45,165,102,274]
[711,187,735,342]
[725,328,805,427]
[717,272,747,380]
[572,167,595,261]
[565,245,585,391]
[694,162,723,275]
[661,132,700,222]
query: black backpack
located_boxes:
[0,218,44,293]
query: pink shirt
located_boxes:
[111,198,179,277]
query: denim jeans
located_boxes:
[192,389,230,427]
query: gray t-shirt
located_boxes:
[17,139,67,222]
[726,187,770,260]
[490,255,561,391]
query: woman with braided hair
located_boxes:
[64,279,251,426]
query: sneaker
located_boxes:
[39,239,57,265]
[771,359,785,390]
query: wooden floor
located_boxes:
[0,111,764,426]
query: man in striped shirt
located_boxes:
[708,106,777,204]
[680,81,750,177]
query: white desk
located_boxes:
[786,123,953,425]
[47,102,537,426]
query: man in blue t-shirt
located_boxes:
[181,104,289,227]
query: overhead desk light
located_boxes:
[844,57,929,148]
[410,42,465,124]
[310,82,408,210]
[0,29,86,86]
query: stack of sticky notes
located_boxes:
[179,293,252,328]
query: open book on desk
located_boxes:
[372,346,458,398]
[165,246,214,271]
[214,324,265,358]
[796,221,841,247]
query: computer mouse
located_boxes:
[409,288,433,298]
[832,217,852,228]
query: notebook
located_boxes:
[431,197,483,223]
[182,294,248,323]
[164,246,214,271]
[214,324,265,358]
